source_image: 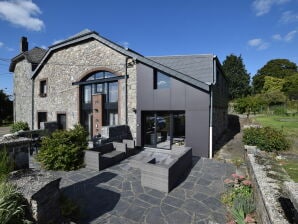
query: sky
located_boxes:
[0,0,298,96]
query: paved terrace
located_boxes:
[34,152,235,224]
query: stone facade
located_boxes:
[33,39,137,138]
[13,59,33,129]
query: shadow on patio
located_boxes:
[61,171,120,223]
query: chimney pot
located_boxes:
[20,36,28,52]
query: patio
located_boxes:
[41,152,235,224]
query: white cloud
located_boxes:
[252,0,290,16]
[247,38,269,50]
[272,30,297,42]
[248,38,263,46]
[280,11,298,23]
[284,30,297,41]
[0,0,44,31]
[52,39,64,45]
[272,34,282,40]
[0,42,3,47]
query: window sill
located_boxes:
[39,93,47,97]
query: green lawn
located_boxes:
[254,115,298,182]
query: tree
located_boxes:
[282,73,298,100]
[222,54,250,100]
[252,59,297,93]
[0,89,13,125]
[234,95,265,118]
[263,76,285,93]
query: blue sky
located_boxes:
[0,0,298,96]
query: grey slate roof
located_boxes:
[30,30,212,91]
[148,55,215,84]
[9,47,47,72]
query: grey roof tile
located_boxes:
[148,55,214,84]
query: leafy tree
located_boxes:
[222,54,250,99]
[262,76,285,93]
[0,89,13,125]
[253,59,297,93]
[234,96,264,118]
[282,73,298,100]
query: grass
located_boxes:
[253,115,298,182]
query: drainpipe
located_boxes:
[125,57,128,125]
[31,79,34,129]
[209,56,217,159]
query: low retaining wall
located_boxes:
[9,170,63,224]
[0,136,31,170]
[246,148,289,223]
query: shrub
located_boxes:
[0,148,13,181]
[0,182,30,224]
[36,125,88,171]
[222,174,255,224]
[243,127,290,152]
[10,122,29,133]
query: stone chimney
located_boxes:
[20,36,28,52]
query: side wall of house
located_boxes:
[33,39,137,137]
[212,64,228,144]
[13,59,33,129]
[136,63,210,157]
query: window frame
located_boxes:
[39,79,48,97]
[153,70,171,89]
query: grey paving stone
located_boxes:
[131,181,144,194]
[147,189,166,199]
[160,203,177,216]
[122,181,132,191]
[168,188,186,200]
[193,192,209,201]
[133,198,152,208]
[165,209,192,224]
[180,181,195,190]
[120,190,134,198]
[113,199,130,215]
[123,204,147,223]
[163,196,184,208]
[139,193,161,205]
[196,177,212,186]
[202,197,224,211]
[182,199,210,214]
[212,211,227,223]
[68,173,87,182]
[145,207,165,224]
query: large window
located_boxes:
[154,70,171,89]
[143,111,185,150]
[80,71,119,135]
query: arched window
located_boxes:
[80,71,119,136]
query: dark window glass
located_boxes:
[37,112,47,129]
[143,111,185,149]
[154,70,171,89]
[40,80,47,97]
[57,114,66,130]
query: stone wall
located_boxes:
[33,39,138,137]
[13,59,33,129]
[9,170,63,224]
[0,136,31,170]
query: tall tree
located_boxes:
[222,54,250,100]
[282,73,298,100]
[252,59,297,93]
[0,89,13,125]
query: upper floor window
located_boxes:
[154,70,171,89]
[39,79,47,97]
